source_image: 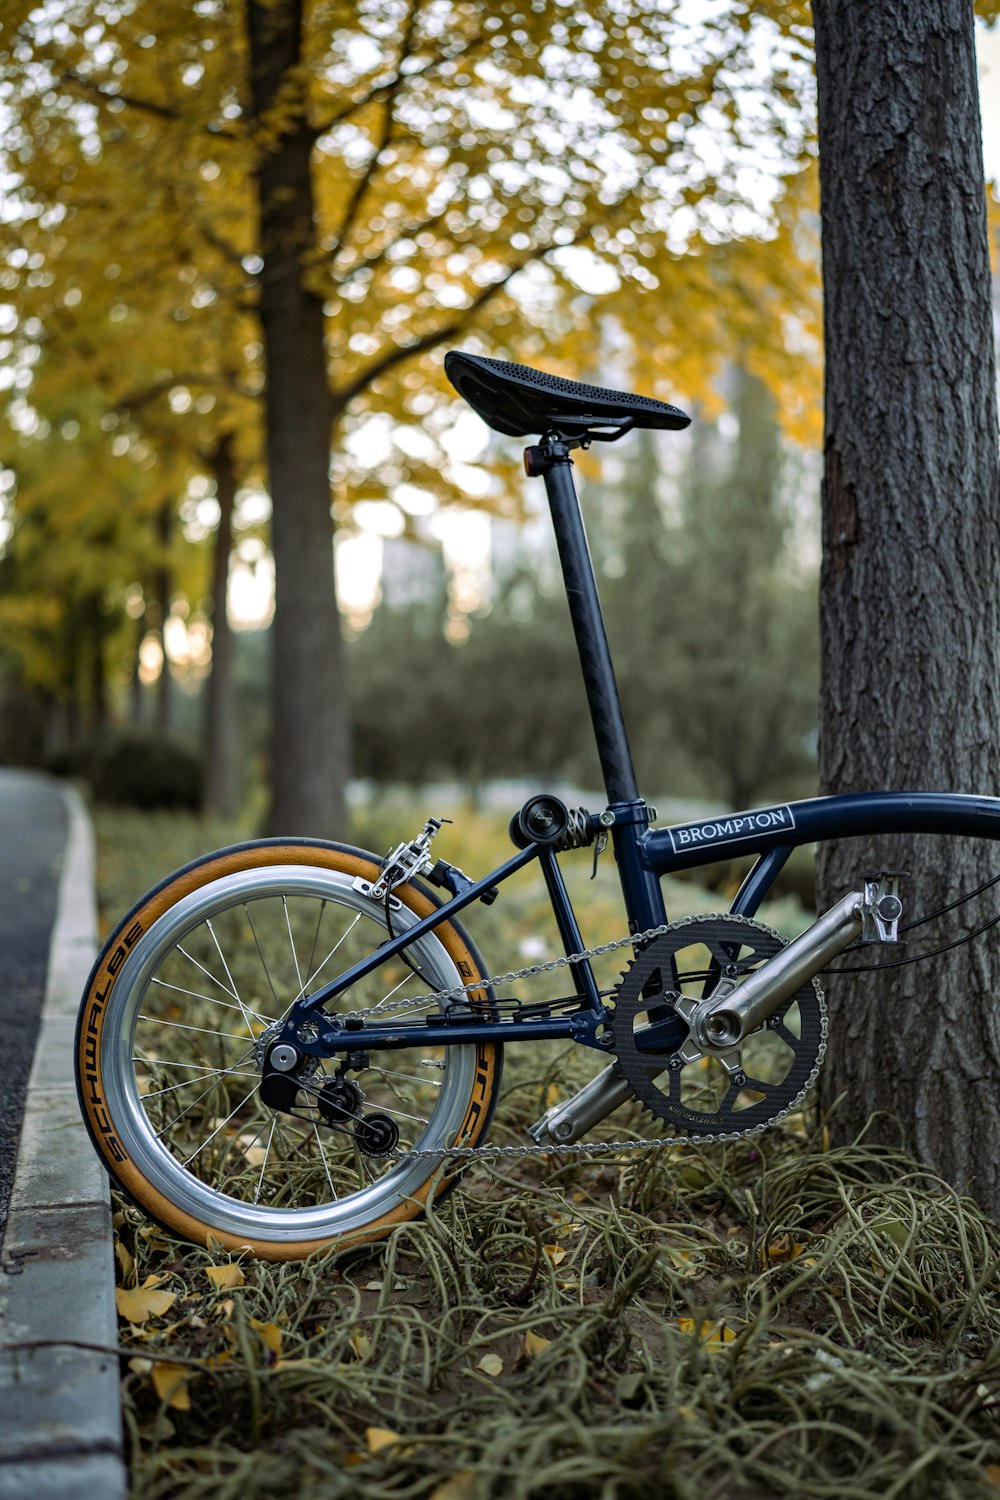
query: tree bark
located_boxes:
[247,0,349,837]
[814,1,1000,1208]
[203,434,239,818]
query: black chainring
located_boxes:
[611,914,826,1138]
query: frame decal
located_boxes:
[667,804,796,854]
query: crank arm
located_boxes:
[529,873,904,1146]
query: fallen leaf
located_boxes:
[151,1361,192,1411]
[477,1353,503,1377]
[250,1319,283,1357]
[365,1426,401,1454]
[662,1247,703,1278]
[677,1318,738,1350]
[765,1235,808,1264]
[542,1244,566,1266]
[523,1331,552,1358]
[205,1263,245,1289]
[430,1473,477,1500]
[116,1284,176,1323]
[114,1238,135,1285]
[351,1331,371,1360]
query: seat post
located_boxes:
[530,437,640,806]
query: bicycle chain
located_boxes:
[329,917,827,1164]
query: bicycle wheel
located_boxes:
[76,839,502,1260]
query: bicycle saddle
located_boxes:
[444,350,690,439]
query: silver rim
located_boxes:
[99,865,484,1243]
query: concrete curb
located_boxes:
[0,782,126,1500]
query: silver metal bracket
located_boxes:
[860,871,906,943]
[362,817,452,901]
[351,879,403,909]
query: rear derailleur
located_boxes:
[259,1044,400,1158]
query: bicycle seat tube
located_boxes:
[533,437,640,806]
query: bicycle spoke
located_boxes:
[368,1101,429,1126]
[149,975,271,1023]
[283,896,303,993]
[254,1118,278,1204]
[244,903,280,1007]
[369,1064,442,1089]
[369,972,417,1013]
[141,1071,258,1101]
[296,913,363,1002]
[133,1056,257,1076]
[305,901,326,987]
[181,1082,261,1167]
[138,1015,252,1043]
[176,942,241,1003]
[153,1051,258,1136]
[313,1122,338,1202]
[206,917,260,1037]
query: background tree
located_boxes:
[813,1,1000,1211]
[1,0,821,834]
[655,368,818,809]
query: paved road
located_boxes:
[0,770,67,1246]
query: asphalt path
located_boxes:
[0,770,67,1246]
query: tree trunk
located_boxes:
[814,1,1000,1209]
[129,613,145,728]
[203,435,239,818]
[154,503,173,732]
[247,0,349,837]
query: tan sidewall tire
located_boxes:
[76,841,500,1260]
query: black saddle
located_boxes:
[444,351,690,440]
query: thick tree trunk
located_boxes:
[247,0,349,837]
[814,2,1000,1208]
[203,435,239,818]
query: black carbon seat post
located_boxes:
[530,437,640,806]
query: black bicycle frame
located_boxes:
[283,438,1000,1059]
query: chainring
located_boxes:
[611,913,827,1138]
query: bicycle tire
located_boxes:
[75,838,502,1260]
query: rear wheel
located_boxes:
[76,840,501,1259]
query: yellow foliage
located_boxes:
[115,1275,176,1323]
[204,1263,246,1289]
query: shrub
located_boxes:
[91,732,204,811]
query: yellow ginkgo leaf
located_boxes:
[250,1319,283,1356]
[765,1235,808,1263]
[151,1361,192,1411]
[205,1263,245,1289]
[430,1473,477,1500]
[116,1284,176,1323]
[677,1319,738,1350]
[477,1353,503,1377]
[350,1331,371,1360]
[662,1247,703,1278]
[542,1244,566,1266]
[365,1426,402,1454]
[114,1239,135,1284]
[523,1331,552,1358]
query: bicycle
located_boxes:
[74,351,1000,1260]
